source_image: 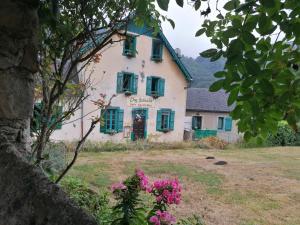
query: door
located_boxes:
[132,109,147,141]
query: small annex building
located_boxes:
[185,88,240,143]
[50,23,192,142]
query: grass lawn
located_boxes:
[66,147,300,225]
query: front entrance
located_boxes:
[132,108,148,141]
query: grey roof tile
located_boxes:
[186,88,234,112]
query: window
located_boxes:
[218,117,224,130]
[192,116,202,130]
[146,76,165,97]
[151,39,163,61]
[31,103,63,132]
[224,117,232,131]
[123,35,136,57]
[156,109,175,132]
[100,107,124,134]
[116,72,138,95]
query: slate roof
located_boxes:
[186,88,234,113]
[80,21,192,82]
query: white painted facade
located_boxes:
[51,31,190,142]
[185,111,241,143]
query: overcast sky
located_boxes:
[160,0,226,58]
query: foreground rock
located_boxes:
[0,145,97,225]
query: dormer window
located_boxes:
[123,35,136,57]
[151,39,163,61]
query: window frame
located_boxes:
[100,107,124,134]
[151,39,163,62]
[117,72,138,95]
[192,116,202,130]
[217,117,224,130]
[156,108,175,132]
[123,35,136,57]
[146,76,165,98]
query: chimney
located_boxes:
[175,48,182,58]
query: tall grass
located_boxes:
[80,140,202,152]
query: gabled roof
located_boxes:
[80,22,192,82]
[187,88,234,113]
[127,23,192,82]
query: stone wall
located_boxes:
[0,144,98,225]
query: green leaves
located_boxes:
[157,0,170,11]
[224,0,240,11]
[227,39,244,58]
[195,28,206,37]
[167,18,175,29]
[245,59,261,75]
[228,87,239,106]
[200,48,218,58]
[241,32,257,45]
[195,0,300,139]
[259,0,276,8]
[257,13,276,35]
[194,0,201,10]
[209,79,224,92]
[175,0,184,7]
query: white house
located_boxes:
[50,23,192,142]
[185,88,240,143]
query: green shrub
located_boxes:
[61,176,112,225]
[234,136,269,149]
[266,122,296,146]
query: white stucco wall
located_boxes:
[51,32,188,142]
[185,111,241,143]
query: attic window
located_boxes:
[123,35,136,57]
[151,39,163,61]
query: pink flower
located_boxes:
[149,215,161,225]
[111,182,127,192]
[149,210,176,225]
[136,169,149,190]
[150,178,182,205]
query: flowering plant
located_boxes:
[110,169,181,225]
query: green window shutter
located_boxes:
[169,110,175,130]
[131,74,138,94]
[158,78,165,96]
[100,110,107,133]
[117,108,124,132]
[156,110,162,131]
[116,72,123,93]
[192,116,196,130]
[225,117,232,131]
[146,77,152,96]
[132,36,136,56]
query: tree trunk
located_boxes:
[0,0,39,155]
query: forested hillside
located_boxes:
[181,56,225,88]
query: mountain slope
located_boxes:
[181,55,225,88]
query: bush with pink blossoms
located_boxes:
[149,178,182,205]
[149,210,176,225]
[110,169,182,225]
